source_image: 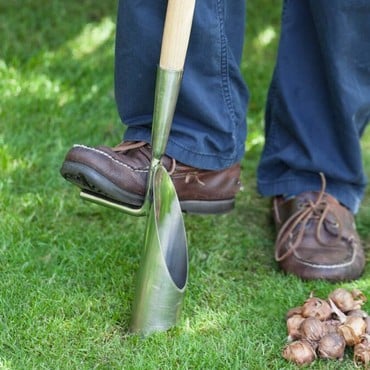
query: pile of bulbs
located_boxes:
[283,288,370,366]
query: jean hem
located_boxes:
[257,177,363,214]
[123,125,243,170]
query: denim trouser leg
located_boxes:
[115,0,248,170]
[257,0,370,213]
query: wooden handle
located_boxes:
[159,0,196,71]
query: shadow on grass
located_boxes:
[1,3,122,195]
[0,1,117,64]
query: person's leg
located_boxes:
[258,0,370,213]
[259,0,370,280]
[115,0,248,170]
[60,0,248,214]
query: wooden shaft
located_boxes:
[159,0,196,71]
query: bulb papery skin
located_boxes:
[339,316,367,346]
[354,334,370,366]
[302,297,332,321]
[329,288,366,313]
[318,333,346,360]
[283,289,369,366]
[282,340,317,365]
[286,306,303,319]
[365,317,370,335]
[329,288,356,312]
[347,309,368,319]
[287,315,305,341]
[323,319,341,335]
[299,317,325,342]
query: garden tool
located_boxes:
[80,0,196,335]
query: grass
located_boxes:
[1,1,370,369]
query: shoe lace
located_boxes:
[274,173,343,262]
[184,172,205,186]
[113,141,179,175]
[168,158,177,175]
[113,141,147,153]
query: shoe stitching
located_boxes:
[73,144,205,185]
[300,243,357,269]
[296,239,358,269]
[73,144,149,173]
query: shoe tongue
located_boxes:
[113,141,175,171]
[299,191,341,205]
[297,192,320,203]
[283,192,321,202]
[282,194,296,201]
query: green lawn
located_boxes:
[1,1,370,369]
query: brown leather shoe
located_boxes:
[273,177,365,281]
[60,141,241,214]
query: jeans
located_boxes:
[114,0,370,213]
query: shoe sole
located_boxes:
[60,161,235,215]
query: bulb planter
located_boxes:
[80,0,196,336]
